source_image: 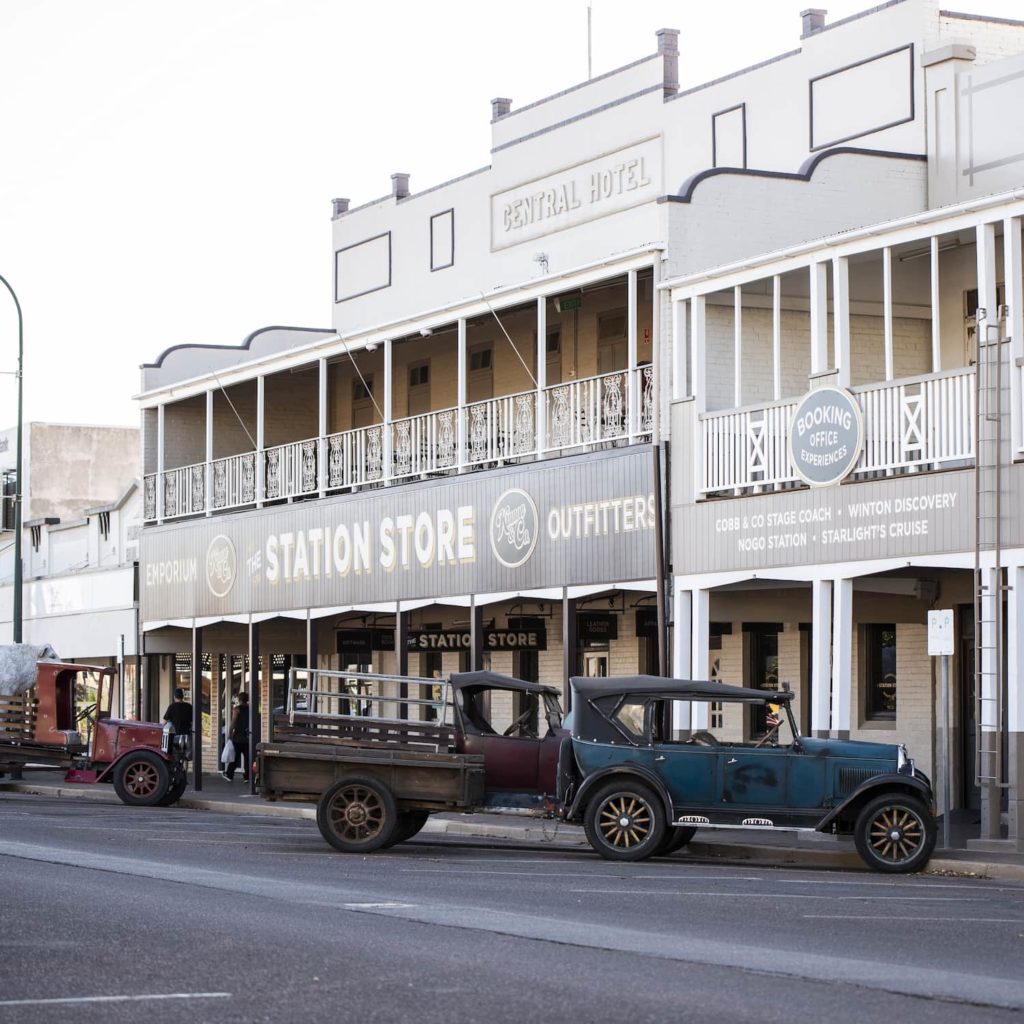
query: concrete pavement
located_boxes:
[2,770,1022,879]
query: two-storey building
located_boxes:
[136,0,1024,845]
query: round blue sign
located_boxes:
[788,387,863,487]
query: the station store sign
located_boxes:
[141,448,656,620]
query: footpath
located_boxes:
[2,771,1023,880]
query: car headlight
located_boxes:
[160,722,173,754]
[897,744,915,776]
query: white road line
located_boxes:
[568,889,979,900]
[343,901,415,909]
[803,914,1024,923]
[0,992,230,1007]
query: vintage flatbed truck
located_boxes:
[0,648,191,807]
[258,668,566,852]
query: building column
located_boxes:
[536,296,547,459]
[457,318,467,472]
[247,620,260,794]
[627,268,639,439]
[930,237,942,372]
[205,391,213,516]
[256,375,266,507]
[396,602,409,719]
[831,578,853,739]
[882,247,895,382]
[671,298,687,402]
[191,624,203,790]
[318,357,328,497]
[690,296,706,498]
[772,277,782,400]
[383,338,394,484]
[562,589,577,712]
[809,262,829,377]
[672,580,692,732]
[156,404,165,522]
[690,588,710,730]
[469,598,484,672]
[306,610,319,672]
[832,257,850,389]
[1006,564,1024,850]
[1004,217,1023,461]
[811,579,833,738]
[733,285,743,407]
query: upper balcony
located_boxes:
[142,270,656,524]
[666,197,1024,504]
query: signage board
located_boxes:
[789,386,864,487]
[927,609,955,657]
[578,612,618,643]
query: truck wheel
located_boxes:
[655,825,697,857]
[584,780,665,861]
[157,775,189,807]
[383,810,430,848]
[854,793,936,873]
[317,777,398,853]
[113,751,171,807]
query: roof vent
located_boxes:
[332,197,350,218]
[391,173,410,200]
[801,8,827,37]
[491,97,512,120]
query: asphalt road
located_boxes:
[1,793,1023,1024]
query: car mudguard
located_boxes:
[566,763,674,824]
[815,772,934,833]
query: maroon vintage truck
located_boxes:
[258,668,567,852]
[0,654,191,806]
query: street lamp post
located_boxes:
[0,274,23,643]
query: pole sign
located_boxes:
[927,609,955,657]
[788,386,864,487]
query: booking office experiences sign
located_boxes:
[789,386,864,487]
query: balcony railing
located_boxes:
[699,366,976,496]
[142,367,653,523]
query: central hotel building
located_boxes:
[137,0,1024,849]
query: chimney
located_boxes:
[656,28,679,98]
[391,173,410,200]
[331,197,350,219]
[801,8,827,37]
[491,97,512,121]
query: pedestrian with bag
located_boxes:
[225,691,250,782]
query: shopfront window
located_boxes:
[865,624,897,720]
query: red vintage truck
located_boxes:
[0,648,190,806]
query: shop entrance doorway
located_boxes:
[958,603,980,811]
[583,651,609,677]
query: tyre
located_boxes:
[113,751,171,807]
[854,792,936,873]
[584,779,666,861]
[316,776,398,853]
[654,825,697,857]
[382,810,430,848]
[157,774,189,807]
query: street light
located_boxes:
[0,273,22,643]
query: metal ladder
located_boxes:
[973,305,1009,817]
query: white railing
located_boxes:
[211,452,256,510]
[699,367,977,495]
[326,425,384,490]
[853,367,975,474]
[391,407,458,479]
[700,399,799,494]
[161,461,207,519]
[265,438,318,501]
[465,390,536,465]
[142,368,657,522]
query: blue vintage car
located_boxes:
[559,676,936,873]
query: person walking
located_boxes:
[225,691,250,782]
[162,687,193,737]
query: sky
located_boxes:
[1,0,1022,428]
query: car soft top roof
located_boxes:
[570,675,794,703]
[450,670,561,698]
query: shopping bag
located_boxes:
[221,738,236,764]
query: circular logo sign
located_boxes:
[489,488,539,569]
[789,386,864,487]
[206,534,237,598]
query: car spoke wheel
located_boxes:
[584,780,665,861]
[113,751,171,808]
[854,793,936,873]
[317,776,397,854]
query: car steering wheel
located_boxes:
[503,708,535,737]
[74,703,97,725]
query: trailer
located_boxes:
[258,667,567,852]
[0,647,190,807]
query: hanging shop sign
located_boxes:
[577,612,618,643]
[788,386,864,487]
[408,628,547,652]
[335,628,395,656]
[635,607,659,639]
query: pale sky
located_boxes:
[0,0,1021,427]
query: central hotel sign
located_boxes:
[491,138,662,249]
[141,449,656,621]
